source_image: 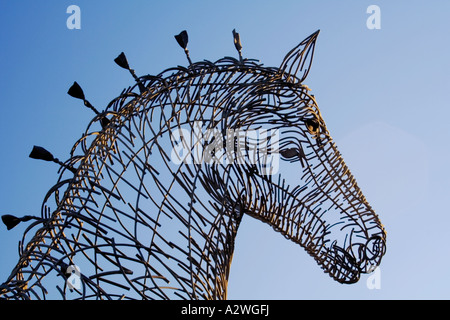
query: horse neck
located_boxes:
[148,97,244,299]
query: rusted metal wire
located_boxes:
[0,30,386,300]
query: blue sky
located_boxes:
[0,1,449,299]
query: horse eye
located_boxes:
[280,148,299,159]
[305,118,320,134]
[280,147,306,167]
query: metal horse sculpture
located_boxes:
[0,30,386,300]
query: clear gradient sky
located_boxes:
[0,1,449,299]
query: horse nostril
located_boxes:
[364,235,386,262]
[357,235,386,274]
[342,235,386,275]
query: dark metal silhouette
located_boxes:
[0,30,386,300]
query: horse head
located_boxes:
[197,30,386,284]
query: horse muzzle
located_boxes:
[327,234,386,284]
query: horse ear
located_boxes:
[279,30,320,83]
